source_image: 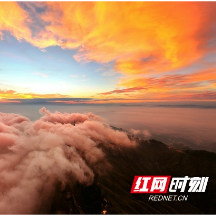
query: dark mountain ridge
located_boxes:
[48,137,216,214]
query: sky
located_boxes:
[1,2,216,104]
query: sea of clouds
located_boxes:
[0,107,135,214]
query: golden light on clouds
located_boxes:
[40,2,205,69]
[0,2,216,101]
[0,2,32,41]
[0,89,68,100]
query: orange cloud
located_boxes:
[49,99,150,104]
[112,68,216,100]
[31,2,216,101]
[0,100,20,104]
[0,2,31,40]
[160,91,216,101]
[1,2,216,74]
[36,2,212,71]
[98,87,147,95]
[120,68,216,89]
[2,2,208,68]
[1,2,216,101]
[0,89,68,100]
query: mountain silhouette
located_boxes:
[48,136,216,214]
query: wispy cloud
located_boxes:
[33,72,48,78]
[102,71,117,77]
[0,88,69,100]
[0,100,21,103]
[98,87,147,95]
[70,74,78,78]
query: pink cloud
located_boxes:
[0,108,135,214]
[99,87,147,95]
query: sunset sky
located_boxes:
[1,1,216,104]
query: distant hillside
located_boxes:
[48,138,216,214]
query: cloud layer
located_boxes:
[0,2,216,101]
[0,108,135,214]
[0,88,69,101]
